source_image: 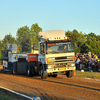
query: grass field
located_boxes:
[75,70,100,80]
[0,92,12,100]
[0,89,28,100]
[0,91,13,100]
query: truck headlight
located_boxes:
[48,66,51,68]
[46,57,55,63]
[71,64,75,66]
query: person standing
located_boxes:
[75,57,80,70]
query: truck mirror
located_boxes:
[32,43,35,50]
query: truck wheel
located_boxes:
[10,67,13,74]
[52,74,57,77]
[66,70,74,78]
[13,62,18,75]
[3,66,6,73]
[12,67,17,75]
[27,66,32,77]
[40,66,48,79]
[39,68,41,76]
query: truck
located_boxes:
[2,30,75,79]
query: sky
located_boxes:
[0,0,100,40]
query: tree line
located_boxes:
[0,23,42,59]
[0,23,100,60]
[65,29,100,54]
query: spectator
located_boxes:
[90,55,93,69]
[96,55,100,71]
[75,53,100,71]
[92,53,94,58]
[91,55,97,71]
[75,57,80,70]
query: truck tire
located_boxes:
[12,67,18,75]
[40,65,48,79]
[13,62,18,75]
[66,70,74,78]
[10,67,13,74]
[27,66,32,77]
[3,66,6,73]
[52,74,57,77]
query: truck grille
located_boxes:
[49,56,73,64]
[55,56,73,62]
[55,63,67,68]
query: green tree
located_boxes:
[66,29,86,53]
[22,38,31,53]
[0,40,2,60]
[86,32,97,45]
[2,33,17,49]
[1,34,17,59]
[87,37,100,54]
[87,32,96,38]
[0,40,2,64]
[96,35,100,41]
[16,26,30,53]
[30,23,42,49]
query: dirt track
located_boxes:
[0,73,100,100]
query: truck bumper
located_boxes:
[46,66,76,73]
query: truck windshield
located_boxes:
[46,42,74,53]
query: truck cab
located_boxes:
[3,44,18,72]
[38,30,75,79]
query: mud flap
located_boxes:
[41,65,48,79]
[66,70,74,78]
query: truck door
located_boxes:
[38,42,46,64]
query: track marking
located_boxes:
[0,86,39,100]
